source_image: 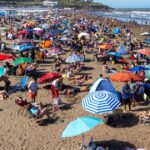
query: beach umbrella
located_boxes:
[63,29,70,34]
[25,28,33,33]
[0,27,8,31]
[145,38,150,44]
[140,32,150,36]
[13,57,33,65]
[0,53,12,61]
[62,116,103,137]
[108,52,122,58]
[59,37,69,41]
[47,47,64,56]
[38,72,61,84]
[0,67,4,76]
[12,45,36,52]
[66,54,83,63]
[19,30,29,35]
[42,24,49,29]
[78,32,90,40]
[82,91,121,114]
[33,27,43,31]
[144,65,150,79]
[129,66,150,72]
[118,58,128,63]
[137,49,150,57]
[112,28,121,34]
[50,30,62,36]
[110,72,142,82]
[99,44,112,50]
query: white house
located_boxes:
[43,0,58,7]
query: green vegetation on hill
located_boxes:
[0,0,111,10]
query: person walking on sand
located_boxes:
[28,77,38,102]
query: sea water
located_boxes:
[0,7,150,25]
[91,8,150,25]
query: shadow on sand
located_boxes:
[37,117,60,126]
[106,113,139,128]
[95,140,136,150]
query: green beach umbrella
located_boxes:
[13,57,33,65]
[0,27,9,31]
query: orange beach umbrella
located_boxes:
[110,72,142,82]
[137,49,150,57]
[98,44,113,50]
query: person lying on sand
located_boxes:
[70,75,92,86]
[137,110,150,121]
[64,86,89,97]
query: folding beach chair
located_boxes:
[16,76,28,91]
[140,116,150,126]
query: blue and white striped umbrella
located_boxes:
[66,54,83,63]
[82,90,121,114]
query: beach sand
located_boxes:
[0,22,150,150]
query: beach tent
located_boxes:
[89,78,119,98]
[117,45,127,54]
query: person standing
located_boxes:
[122,81,131,112]
[28,77,38,102]
[129,78,138,107]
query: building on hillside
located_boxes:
[43,0,58,7]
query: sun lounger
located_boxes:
[16,76,28,91]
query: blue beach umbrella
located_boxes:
[12,45,36,52]
[108,52,123,58]
[112,28,121,34]
[66,54,83,63]
[0,67,4,77]
[145,65,150,79]
[62,116,103,137]
[129,66,150,72]
[82,91,121,114]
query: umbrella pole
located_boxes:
[82,134,85,147]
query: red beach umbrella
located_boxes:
[38,72,61,84]
[0,53,13,61]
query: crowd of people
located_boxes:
[0,9,149,149]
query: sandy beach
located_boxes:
[0,11,150,150]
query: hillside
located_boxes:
[0,0,111,10]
